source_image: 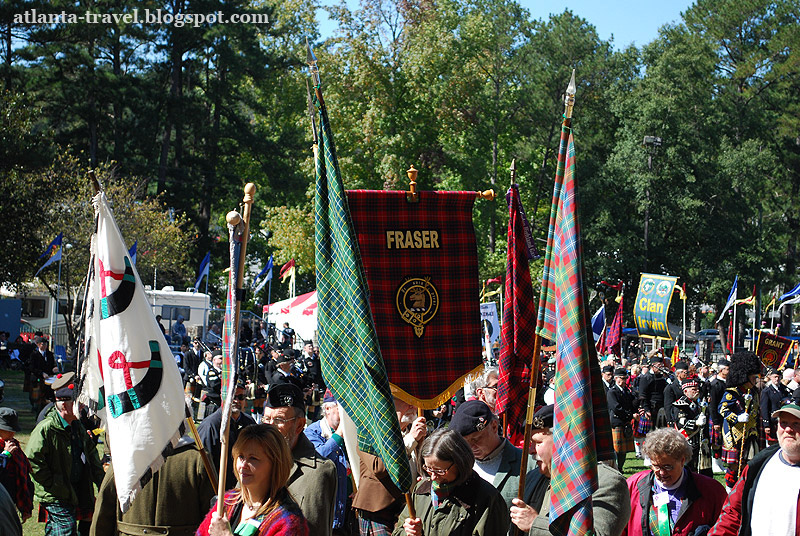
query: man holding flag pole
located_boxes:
[509,70,626,536]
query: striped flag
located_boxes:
[671,344,679,367]
[77,192,185,512]
[536,125,614,536]
[496,184,537,442]
[252,255,273,295]
[312,74,412,492]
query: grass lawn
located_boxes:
[4,369,69,536]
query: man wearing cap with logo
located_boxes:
[0,407,33,522]
[271,349,298,386]
[449,400,531,517]
[263,383,337,536]
[25,372,104,535]
[673,376,713,477]
[304,390,352,535]
[709,402,800,535]
[197,379,255,491]
[708,358,730,465]
[508,405,630,536]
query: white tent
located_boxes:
[263,291,318,345]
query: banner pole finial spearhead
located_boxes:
[564,69,576,119]
[510,158,516,186]
[306,37,320,87]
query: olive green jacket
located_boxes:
[287,434,337,536]
[89,441,215,536]
[26,407,104,510]
[392,471,510,536]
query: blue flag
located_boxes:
[780,282,800,302]
[35,233,63,276]
[252,255,273,294]
[194,252,210,292]
[128,240,137,266]
[591,305,605,342]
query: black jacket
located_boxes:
[607,383,635,428]
[638,372,667,414]
[760,382,791,430]
[663,380,684,424]
[708,377,727,426]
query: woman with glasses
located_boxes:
[393,429,510,536]
[625,427,726,536]
[196,424,308,536]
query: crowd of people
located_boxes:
[3,324,800,536]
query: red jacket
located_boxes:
[709,445,800,536]
[624,469,727,536]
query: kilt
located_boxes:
[612,426,634,453]
[358,516,393,536]
[709,422,722,450]
[721,448,739,464]
[635,413,652,436]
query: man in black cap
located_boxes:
[673,377,713,476]
[508,405,630,536]
[760,367,791,446]
[271,349,297,385]
[607,367,635,472]
[663,360,689,426]
[25,372,104,536]
[601,365,615,393]
[197,379,255,490]
[263,383,337,536]
[638,356,668,430]
[0,407,33,522]
[450,400,533,518]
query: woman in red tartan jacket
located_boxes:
[196,425,308,536]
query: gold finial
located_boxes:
[226,211,242,225]
[478,189,495,201]
[564,69,576,119]
[407,165,418,202]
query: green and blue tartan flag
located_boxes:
[312,84,413,493]
[536,125,614,536]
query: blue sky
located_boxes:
[317,0,695,50]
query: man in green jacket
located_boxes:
[262,383,337,536]
[25,372,105,536]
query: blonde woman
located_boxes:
[196,425,308,536]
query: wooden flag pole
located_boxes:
[216,183,256,514]
[516,333,542,500]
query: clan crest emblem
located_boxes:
[396,276,439,337]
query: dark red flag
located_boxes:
[606,296,623,357]
[496,184,537,440]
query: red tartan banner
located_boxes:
[346,190,483,409]
[755,330,793,369]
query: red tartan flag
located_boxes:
[486,276,503,285]
[496,184,536,439]
[346,190,483,408]
[606,295,623,357]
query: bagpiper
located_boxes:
[718,351,762,491]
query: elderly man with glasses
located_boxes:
[709,402,800,535]
[450,399,534,523]
[263,383,337,536]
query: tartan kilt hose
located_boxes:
[635,413,652,436]
[612,426,634,453]
[709,423,722,450]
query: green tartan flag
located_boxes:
[312,86,413,493]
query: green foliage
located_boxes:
[3,0,800,340]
